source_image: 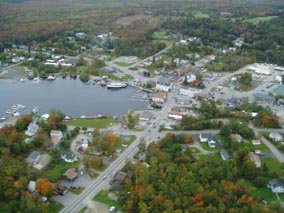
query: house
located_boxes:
[254,93,276,103]
[168,111,183,120]
[273,85,284,97]
[248,152,261,168]
[61,151,78,163]
[175,95,190,105]
[199,133,213,142]
[230,134,243,142]
[268,179,284,193]
[55,184,68,196]
[28,181,36,192]
[50,130,63,147]
[185,70,199,83]
[269,132,283,142]
[104,67,117,73]
[208,138,216,148]
[220,149,231,160]
[252,140,261,145]
[63,168,78,181]
[25,122,39,136]
[27,151,41,166]
[139,111,153,121]
[113,171,128,185]
[179,87,198,97]
[152,92,167,104]
[156,77,172,92]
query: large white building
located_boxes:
[248,64,273,75]
[156,77,172,92]
[179,87,199,97]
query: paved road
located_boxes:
[261,136,284,163]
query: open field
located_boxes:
[243,16,278,25]
[93,190,122,210]
[66,117,116,129]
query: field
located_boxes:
[243,16,278,25]
[66,117,116,129]
[47,200,64,213]
[93,190,122,210]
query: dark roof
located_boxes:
[27,151,41,164]
[157,77,171,86]
[268,179,284,189]
[200,133,213,139]
[273,85,284,96]
[63,168,78,181]
[220,149,231,160]
[114,171,127,184]
[254,93,276,102]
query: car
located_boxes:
[109,206,117,212]
[103,175,107,180]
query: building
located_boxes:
[269,132,283,141]
[63,168,78,181]
[25,122,39,136]
[175,95,190,105]
[275,67,284,72]
[168,111,183,120]
[252,140,261,145]
[152,92,167,104]
[179,87,198,97]
[156,77,172,92]
[113,171,128,185]
[248,152,261,168]
[104,67,117,73]
[220,149,231,160]
[27,151,41,166]
[268,179,284,193]
[139,111,153,121]
[185,70,200,83]
[254,93,276,103]
[61,151,78,163]
[28,181,36,193]
[230,134,243,143]
[199,133,213,142]
[273,85,284,97]
[247,64,272,75]
[50,130,63,147]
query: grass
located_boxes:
[78,206,87,213]
[115,62,133,67]
[47,200,64,213]
[261,158,281,176]
[238,179,277,203]
[115,135,136,149]
[93,190,123,210]
[243,16,278,25]
[69,186,85,195]
[76,66,88,72]
[152,30,169,40]
[199,141,218,151]
[66,117,116,129]
[253,143,271,153]
[12,65,26,75]
[43,160,80,181]
[193,11,210,18]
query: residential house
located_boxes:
[273,85,284,97]
[248,152,261,168]
[185,70,199,84]
[175,95,190,105]
[63,168,78,181]
[208,138,216,148]
[268,179,284,193]
[254,93,276,103]
[269,132,283,142]
[230,134,243,143]
[156,77,172,92]
[114,171,128,185]
[61,151,78,163]
[199,133,213,142]
[220,149,231,160]
[179,87,198,97]
[252,140,261,145]
[152,92,167,104]
[27,151,41,166]
[104,67,117,73]
[25,122,39,136]
[168,111,183,120]
[50,130,63,147]
[28,181,36,193]
[139,111,153,121]
[55,184,68,196]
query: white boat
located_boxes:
[47,75,56,80]
[107,82,128,89]
[0,117,6,122]
[5,110,11,114]
[33,77,40,84]
[20,78,25,83]
[32,106,40,113]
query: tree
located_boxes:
[15,115,33,131]
[36,178,54,198]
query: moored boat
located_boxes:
[106,82,128,89]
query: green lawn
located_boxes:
[66,117,116,129]
[13,65,26,75]
[253,143,271,153]
[243,16,278,25]
[78,206,87,213]
[93,190,122,210]
[152,30,169,40]
[76,66,88,72]
[115,62,133,67]
[115,135,136,149]
[199,141,218,151]
[69,187,85,195]
[193,11,210,18]
[238,179,277,203]
[47,200,64,213]
[43,160,80,181]
[261,158,281,176]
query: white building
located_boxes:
[248,64,273,75]
[156,77,172,92]
[179,87,198,97]
[168,112,183,120]
[25,123,39,137]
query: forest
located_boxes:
[118,133,273,212]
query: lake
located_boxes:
[0,78,148,118]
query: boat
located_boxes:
[106,82,128,89]
[32,106,40,113]
[33,77,40,84]
[47,75,56,80]
[5,110,11,114]
[0,117,6,122]
[20,78,25,83]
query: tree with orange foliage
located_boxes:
[183,134,192,144]
[36,178,54,198]
[106,132,116,145]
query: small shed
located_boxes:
[63,168,78,181]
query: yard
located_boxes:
[66,117,116,129]
[243,16,278,25]
[199,141,218,152]
[93,190,122,210]
[47,200,64,213]
[43,160,80,181]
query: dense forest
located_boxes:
[119,133,271,212]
